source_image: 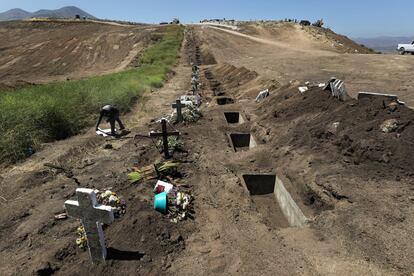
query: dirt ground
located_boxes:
[0,23,414,275]
[0,21,160,88]
[237,22,375,54]
[195,24,414,107]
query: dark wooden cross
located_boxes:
[149,119,180,158]
[172,99,187,123]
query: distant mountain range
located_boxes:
[353,36,414,53]
[0,6,96,21]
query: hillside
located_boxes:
[0,21,157,88]
[194,24,414,107]
[0,6,95,21]
[237,22,375,54]
[0,8,31,20]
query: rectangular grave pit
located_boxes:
[228,133,257,152]
[216,97,235,105]
[242,174,307,228]
[224,112,245,124]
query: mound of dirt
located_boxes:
[0,21,159,88]
[258,85,414,177]
[206,63,279,99]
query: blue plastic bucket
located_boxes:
[154,192,168,214]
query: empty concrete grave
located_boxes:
[224,112,245,124]
[242,174,307,228]
[216,97,235,105]
[228,133,256,152]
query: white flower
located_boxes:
[109,195,118,204]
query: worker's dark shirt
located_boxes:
[96,105,119,129]
[100,105,117,118]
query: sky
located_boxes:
[1,0,413,38]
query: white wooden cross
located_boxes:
[172,99,187,123]
[64,188,114,263]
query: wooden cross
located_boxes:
[64,188,114,263]
[149,119,179,158]
[172,99,187,123]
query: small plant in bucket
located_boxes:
[152,181,193,223]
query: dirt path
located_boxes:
[200,24,337,55]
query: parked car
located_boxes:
[397,41,414,55]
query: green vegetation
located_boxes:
[157,136,185,152]
[0,25,183,164]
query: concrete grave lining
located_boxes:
[228,133,257,152]
[358,92,399,101]
[274,176,307,227]
[242,174,307,228]
[224,112,245,124]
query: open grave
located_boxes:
[216,97,235,105]
[195,46,202,65]
[242,174,307,228]
[204,71,214,80]
[224,112,245,124]
[228,133,256,151]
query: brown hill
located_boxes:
[238,22,375,54]
[0,21,158,89]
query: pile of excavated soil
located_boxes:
[258,86,414,179]
[209,63,279,99]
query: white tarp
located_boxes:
[256,89,269,102]
[96,128,114,137]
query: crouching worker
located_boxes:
[95,105,126,136]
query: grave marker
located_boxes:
[172,99,187,123]
[64,188,114,263]
[149,119,180,158]
[323,78,348,101]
